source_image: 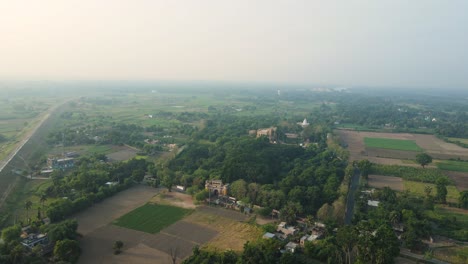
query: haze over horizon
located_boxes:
[1,0,467,89]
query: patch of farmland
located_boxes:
[113,203,193,234]
[445,171,468,191]
[364,137,422,151]
[184,208,262,252]
[106,145,138,161]
[436,160,468,173]
[403,181,460,203]
[368,175,404,191]
[336,130,468,162]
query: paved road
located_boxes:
[344,168,360,225]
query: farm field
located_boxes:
[113,203,193,234]
[445,171,468,191]
[364,137,422,151]
[336,130,468,162]
[367,175,459,202]
[368,175,404,191]
[436,160,468,172]
[403,181,460,203]
[75,185,259,263]
[184,207,262,251]
[448,137,468,145]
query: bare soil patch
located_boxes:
[445,171,468,191]
[336,130,468,162]
[150,190,196,209]
[106,145,139,162]
[368,175,404,191]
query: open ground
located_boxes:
[336,130,468,162]
[76,186,260,263]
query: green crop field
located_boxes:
[437,160,468,172]
[113,203,192,233]
[364,137,422,151]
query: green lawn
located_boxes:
[364,137,422,151]
[437,160,468,172]
[113,203,192,233]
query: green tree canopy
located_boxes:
[1,225,21,243]
[415,153,432,168]
[53,239,81,263]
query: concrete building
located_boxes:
[205,180,229,196]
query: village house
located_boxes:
[21,233,49,249]
[47,157,75,170]
[277,222,298,236]
[263,232,276,239]
[284,242,299,253]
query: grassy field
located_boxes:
[448,137,468,144]
[364,137,422,151]
[184,210,263,252]
[437,160,468,172]
[403,180,460,203]
[113,203,193,233]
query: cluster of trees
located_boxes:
[335,95,468,138]
[170,115,347,219]
[44,157,151,222]
[354,187,432,251]
[0,219,81,263]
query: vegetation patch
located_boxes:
[403,180,460,203]
[437,160,468,172]
[370,164,449,183]
[113,203,192,233]
[425,206,468,241]
[364,137,422,151]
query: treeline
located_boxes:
[1,219,81,263]
[45,157,151,222]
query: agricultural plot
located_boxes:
[367,175,459,202]
[336,130,468,162]
[436,160,468,173]
[113,203,193,234]
[368,175,404,191]
[364,137,422,151]
[445,171,468,191]
[403,181,460,203]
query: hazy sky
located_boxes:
[0,0,467,88]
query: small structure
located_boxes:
[105,181,118,187]
[47,157,75,170]
[21,233,49,250]
[263,232,276,239]
[285,242,298,253]
[299,118,309,127]
[367,200,380,207]
[256,127,277,142]
[277,222,297,236]
[205,180,229,196]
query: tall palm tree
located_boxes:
[24,200,32,223]
[40,193,48,209]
